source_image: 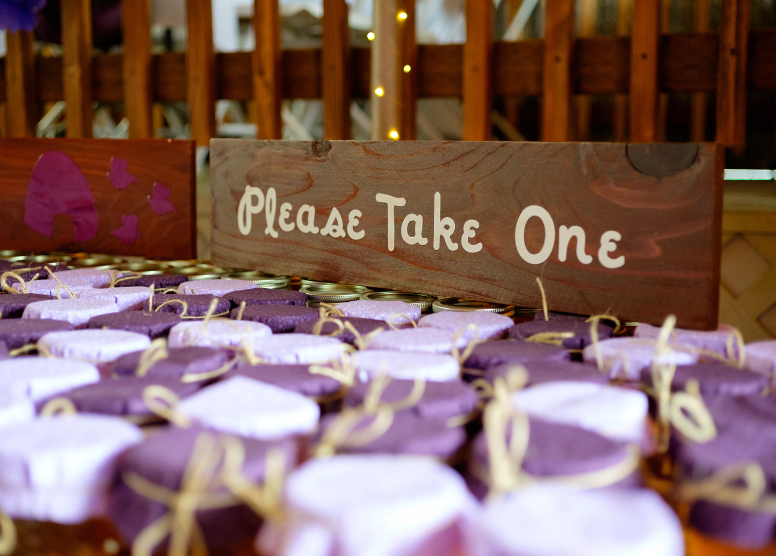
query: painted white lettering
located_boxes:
[433,192,458,251]
[376,193,407,252]
[237,185,264,236]
[558,225,592,264]
[279,203,295,232]
[598,231,625,269]
[461,219,482,253]
[515,205,555,264]
[296,204,320,234]
[400,214,428,246]
[347,209,365,240]
[320,207,347,238]
[264,187,278,238]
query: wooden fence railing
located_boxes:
[1,0,773,147]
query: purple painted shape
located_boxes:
[106,157,137,190]
[148,182,177,215]
[111,214,141,245]
[24,150,99,242]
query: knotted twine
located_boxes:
[676,461,776,515]
[314,374,426,458]
[0,511,15,556]
[0,267,40,294]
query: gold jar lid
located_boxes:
[0,250,34,260]
[145,259,198,269]
[8,254,72,265]
[69,256,125,269]
[432,297,515,316]
[300,278,342,287]
[116,262,169,275]
[223,271,290,289]
[360,291,436,312]
[169,266,229,281]
[300,283,372,302]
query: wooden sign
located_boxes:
[0,138,196,259]
[211,140,723,329]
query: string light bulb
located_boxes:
[374,87,384,97]
[398,11,408,20]
[389,130,399,140]
[367,32,375,40]
[403,65,411,73]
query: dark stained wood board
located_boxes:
[0,138,196,258]
[210,140,723,330]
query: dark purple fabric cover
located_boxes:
[343,379,479,422]
[0,318,74,349]
[117,274,189,289]
[533,312,592,323]
[508,320,613,350]
[315,411,466,459]
[225,288,308,308]
[87,311,182,338]
[639,363,769,397]
[485,360,609,386]
[53,376,202,416]
[0,293,56,318]
[113,346,229,379]
[463,340,570,371]
[152,294,230,317]
[109,426,299,551]
[467,418,635,499]
[293,316,387,345]
[234,305,319,333]
[226,362,342,398]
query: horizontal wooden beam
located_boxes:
[1,30,774,104]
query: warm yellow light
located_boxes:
[398,11,408,20]
[403,65,411,73]
[389,130,399,140]
[374,87,385,97]
[367,31,375,40]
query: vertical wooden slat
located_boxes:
[502,0,522,132]
[60,0,93,137]
[122,0,152,138]
[254,0,282,139]
[463,0,493,141]
[716,0,750,147]
[655,0,670,141]
[629,0,660,142]
[542,0,574,142]
[613,0,631,142]
[322,0,351,139]
[399,0,417,140]
[575,0,597,141]
[187,0,216,146]
[690,0,710,142]
[4,31,36,137]
[372,0,400,140]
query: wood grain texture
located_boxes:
[1,31,774,105]
[0,139,195,258]
[253,0,282,139]
[322,0,351,139]
[122,0,152,138]
[690,0,711,142]
[60,0,93,137]
[4,31,36,137]
[186,0,216,146]
[463,0,493,141]
[371,0,400,140]
[629,0,659,142]
[716,0,749,147]
[210,140,723,330]
[542,0,574,141]
[399,0,417,140]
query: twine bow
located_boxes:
[309,353,358,387]
[235,301,247,321]
[143,385,193,428]
[136,339,170,377]
[525,332,574,346]
[450,324,482,367]
[677,462,776,514]
[319,303,344,317]
[314,375,426,458]
[125,433,242,556]
[8,341,53,358]
[536,277,549,321]
[45,266,77,299]
[106,270,142,288]
[1,267,40,294]
[39,397,78,417]
[0,511,16,556]
[387,313,418,330]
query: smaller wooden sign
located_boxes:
[0,138,196,259]
[210,140,723,329]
